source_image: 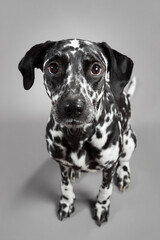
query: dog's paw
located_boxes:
[115,165,131,192]
[58,197,75,221]
[92,202,110,226]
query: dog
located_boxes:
[18,39,137,226]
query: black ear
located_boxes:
[99,42,134,99]
[18,41,53,90]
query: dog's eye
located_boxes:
[91,64,102,75]
[48,62,59,74]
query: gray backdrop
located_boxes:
[0,0,160,239]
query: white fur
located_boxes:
[100,142,119,166]
[126,76,137,100]
[70,152,87,169]
[68,39,80,49]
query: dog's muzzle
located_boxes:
[63,97,85,118]
[54,93,94,127]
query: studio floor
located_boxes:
[0,118,159,240]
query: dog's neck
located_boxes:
[61,123,95,151]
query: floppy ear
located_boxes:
[18,41,53,90]
[99,42,134,99]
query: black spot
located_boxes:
[46,117,55,140]
[97,200,107,205]
[105,160,114,167]
[86,125,95,138]
[103,123,119,149]
[125,130,129,136]
[124,175,128,180]
[102,133,112,149]
[62,195,69,200]
[62,177,69,186]
[102,164,116,188]
[96,99,101,110]
[99,109,106,127]
[62,137,70,148]
[54,136,61,144]
[59,203,67,210]
[125,140,128,145]
[55,124,61,131]
[50,144,63,159]
[106,116,110,122]
[78,149,85,159]
[131,132,137,146]
[90,147,101,159]
[66,154,73,164]
[115,95,131,130]
[120,153,126,158]
[84,142,101,160]
[116,177,122,183]
[88,161,99,170]
[122,166,128,172]
[106,114,118,133]
[96,129,102,138]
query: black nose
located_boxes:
[63,98,85,118]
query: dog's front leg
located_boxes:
[93,165,115,226]
[58,164,76,221]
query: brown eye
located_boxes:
[91,63,102,75]
[48,62,59,74]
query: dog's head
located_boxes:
[19,39,133,127]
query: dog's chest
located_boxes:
[46,114,120,171]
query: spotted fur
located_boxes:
[18,39,137,226]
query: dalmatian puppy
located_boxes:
[18,39,137,226]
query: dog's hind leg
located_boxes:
[58,164,76,221]
[115,126,137,191]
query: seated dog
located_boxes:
[18,39,137,226]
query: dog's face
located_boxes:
[43,39,107,127]
[19,39,133,128]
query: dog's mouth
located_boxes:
[62,120,85,128]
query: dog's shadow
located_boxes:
[15,158,95,218]
[16,159,61,210]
